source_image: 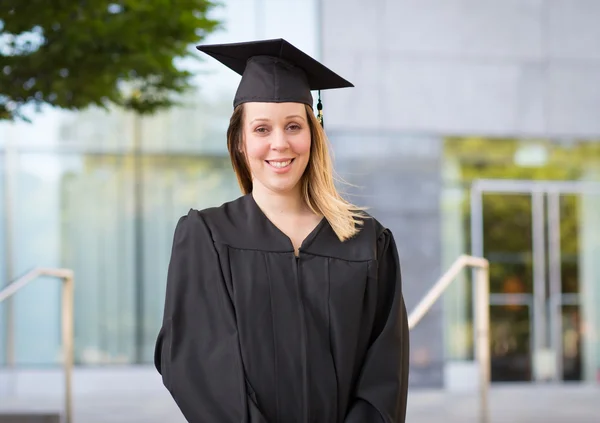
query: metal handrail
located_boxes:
[408,255,490,423]
[0,268,74,423]
[0,258,489,423]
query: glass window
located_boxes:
[9,151,238,365]
[12,152,67,365]
[139,155,239,363]
[0,151,6,366]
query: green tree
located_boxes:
[0,0,221,121]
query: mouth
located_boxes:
[266,158,294,169]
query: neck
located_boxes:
[251,183,307,217]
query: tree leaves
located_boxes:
[0,0,222,121]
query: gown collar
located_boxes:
[201,194,377,262]
[243,193,327,254]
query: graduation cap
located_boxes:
[196,38,354,127]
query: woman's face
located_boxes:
[242,102,311,196]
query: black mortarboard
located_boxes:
[196,38,354,127]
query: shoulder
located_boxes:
[304,210,392,262]
[195,195,247,229]
[356,211,389,240]
[173,195,292,252]
[354,211,394,260]
[174,195,248,242]
[359,212,396,258]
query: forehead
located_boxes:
[243,102,307,120]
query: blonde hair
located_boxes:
[226,103,365,241]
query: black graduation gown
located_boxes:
[154,194,409,423]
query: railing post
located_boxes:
[406,255,491,422]
[0,268,75,423]
[62,272,75,423]
[475,264,490,423]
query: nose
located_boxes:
[270,128,289,151]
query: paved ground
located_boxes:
[406,384,599,423]
[0,384,598,423]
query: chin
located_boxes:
[266,181,302,195]
[256,177,303,195]
[251,161,308,195]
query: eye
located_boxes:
[287,123,302,131]
[254,126,269,134]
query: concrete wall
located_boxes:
[321,0,600,387]
[322,0,600,137]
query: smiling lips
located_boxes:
[266,158,294,172]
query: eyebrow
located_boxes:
[285,114,306,121]
[250,115,306,124]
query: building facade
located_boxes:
[321,0,600,387]
[1,0,599,390]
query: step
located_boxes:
[0,413,61,423]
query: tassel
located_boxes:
[316,90,324,128]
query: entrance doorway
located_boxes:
[470,179,600,383]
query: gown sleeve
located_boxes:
[344,229,410,423]
[154,212,268,423]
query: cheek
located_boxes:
[244,138,269,161]
[292,134,312,156]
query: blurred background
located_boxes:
[0,0,599,422]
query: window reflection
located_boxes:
[8,152,238,365]
[0,153,5,365]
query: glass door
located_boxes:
[548,192,588,381]
[472,180,600,383]
[480,192,536,381]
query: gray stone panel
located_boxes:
[515,64,546,134]
[332,132,444,387]
[322,0,600,137]
[382,0,544,60]
[320,52,385,130]
[546,0,600,61]
[321,0,383,52]
[380,59,522,134]
[546,64,600,136]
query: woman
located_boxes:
[154,38,409,423]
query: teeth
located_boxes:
[269,160,291,168]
